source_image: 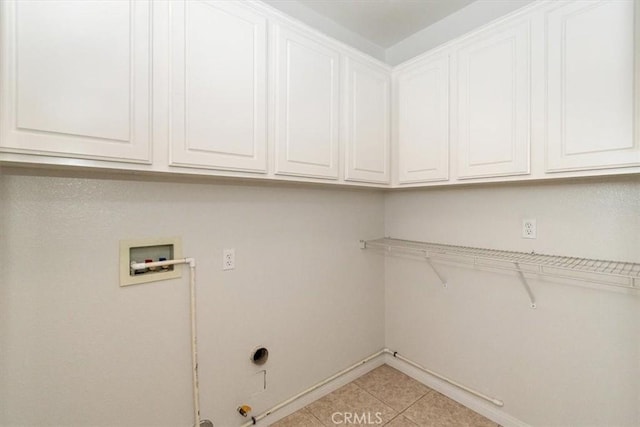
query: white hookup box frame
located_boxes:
[119,237,183,286]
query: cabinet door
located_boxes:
[545,0,638,172]
[0,0,152,163]
[274,25,340,180]
[344,57,390,184]
[396,53,450,183]
[169,1,267,173]
[454,20,530,179]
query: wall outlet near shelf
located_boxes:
[223,248,235,270]
[522,219,537,239]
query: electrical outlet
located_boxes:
[522,219,537,239]
[223,249,235,271]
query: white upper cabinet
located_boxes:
[0,0,152,163]
[1,0,637,187]
[273,25,341,180]
[169,1,268,173]
[395,52,450,184]
[452,19,531,179]
[545,0,638,172]
[344,57,390,184]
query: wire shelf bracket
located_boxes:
[515,262,536,309]
[426,257,448,288]
[360,238,640,308]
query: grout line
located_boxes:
[314,377,402,424]
[305,407,330,427]
[280,365,496,427]
[350,378,399,415]
[304,400,332,427]
[383,411,421,427]
[357,364,435,415]
[397,395,427,427]
[397,388,432,414]
[383,413,404,426]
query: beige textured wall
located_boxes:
[384,177,640,426]
[0,169,385,427]
[2,169,638,426]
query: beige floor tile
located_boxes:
[402,392,498,427]
[306,382,397,426]
[270,407,324,427]
[354,365,431,411]
[385,414,420,426]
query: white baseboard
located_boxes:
[383,354,529,427]
[253,350,528,427]
[260,355,386,426]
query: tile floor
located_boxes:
[271,364,498,427]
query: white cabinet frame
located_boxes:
[168,0,268,173]
[453,19,531,179]
[272,24,341,180]
[0,0,153,163]
[344,57,391,184]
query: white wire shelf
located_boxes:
[361,238,640,306]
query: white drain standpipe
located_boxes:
[130,258,202,427]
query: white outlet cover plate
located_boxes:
[522,219,537,239]
[223,248,235,270]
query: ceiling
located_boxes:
[264,0,477,48]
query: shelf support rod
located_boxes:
[425,257,447,288]
[515,262,536,309]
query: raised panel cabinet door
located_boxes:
[274,25,340,180]
[0,0,152,163]
[169,1,267,173]
[344,57,390,184]
[454,20,530,179]
[546,0,638,172]
[396,53,450,184]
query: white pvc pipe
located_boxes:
[239,348,503,426]
[131,258,202,427]
[240,350,386,427]
[130,258,195,270]
[133,259,507,425]
[188,262,201,427]
[131,260,505,422]
[384,349,504,407]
